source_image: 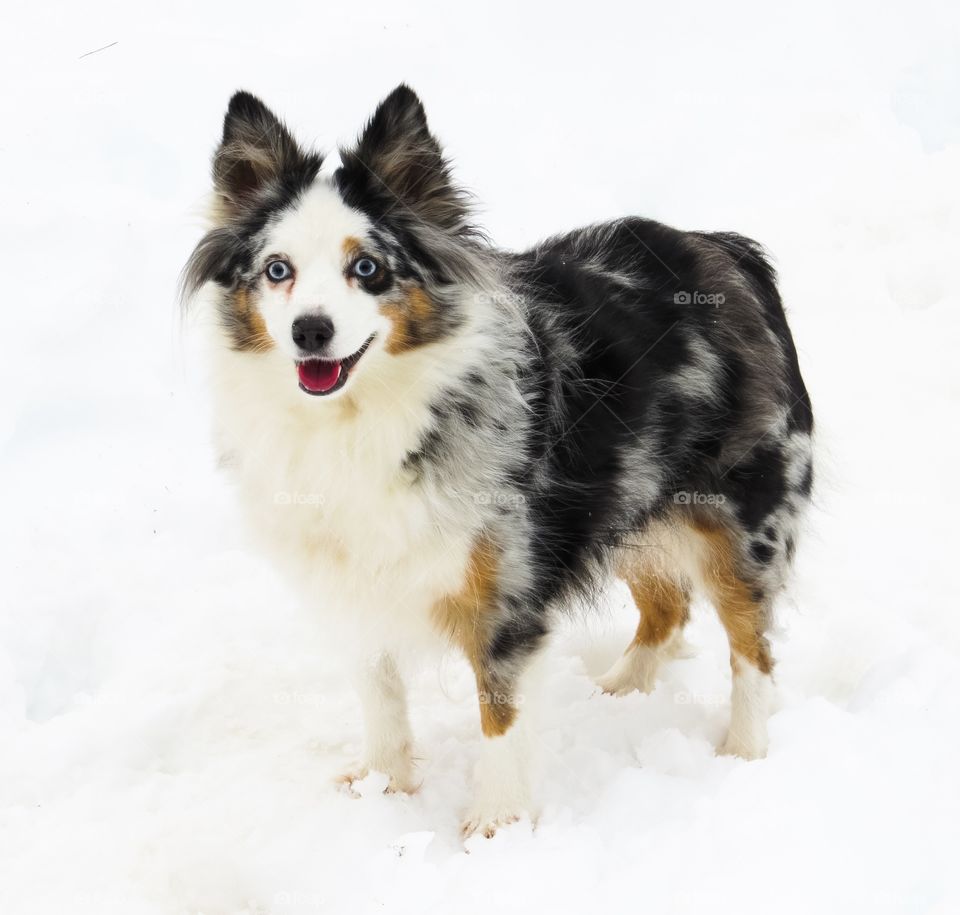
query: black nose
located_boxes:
[292,315,335,353]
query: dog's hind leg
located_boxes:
[694,522,775,760]
[597,558,692,697]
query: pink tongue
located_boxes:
[297,359,342,393]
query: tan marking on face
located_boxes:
[379,286,440,355]
[341,236,363,265]
[432,536,517,737]
[691,520,773,674]
[225,287,274,353]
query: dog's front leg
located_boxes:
[434,536,546,837]
[337,652,418,794]
[460,648,544,838]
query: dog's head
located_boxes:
[183,86,484,398]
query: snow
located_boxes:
[2,1,959,913]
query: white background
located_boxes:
[1,2,958,913]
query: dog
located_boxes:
[182,85,814,837]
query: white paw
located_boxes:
[596,645,658,696]
[335,748,418,795]
[461,803,527,839]
[718,730,768,760]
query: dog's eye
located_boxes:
[353,257,379,278]
[266,260,293,282]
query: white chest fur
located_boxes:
[208,342,477,658]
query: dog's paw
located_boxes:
[597,632,695,696]
[460,805,524,840]
[717,731,768,761]
[335,752,419,795]
[596,648,657,696]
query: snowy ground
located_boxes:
[2,2,959,913]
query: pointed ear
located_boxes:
[336,85,470,234]
[211,91,322,222]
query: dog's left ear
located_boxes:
[336,85,469,234]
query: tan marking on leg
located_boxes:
[379,286,440,355]
[619,562,690,648]
[432,536,498,664]
[477,689,517,738]
[692,522,773,674]
[432,536,517,737]
[596,554,691,696]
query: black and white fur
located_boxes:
[183,86,813,837]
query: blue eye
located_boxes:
[266,260,292,282]
[354,257,378,278]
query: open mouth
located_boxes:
[296,334,376,396]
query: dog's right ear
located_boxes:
[211,91,322,222]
